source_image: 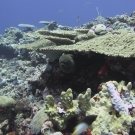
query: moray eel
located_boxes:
[59,54,75,73]
[72,115,97,135]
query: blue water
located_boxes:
[0,0,135,33]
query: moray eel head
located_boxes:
[59,54,75,73]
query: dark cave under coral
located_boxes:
[29,52,135,99]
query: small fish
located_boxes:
[72,115,97,135]
[98,63,109,76]
[84,2,90,5]
[58,9,63,12]
[77,16,80,22]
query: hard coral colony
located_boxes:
[1,10,135,135]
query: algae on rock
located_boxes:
[0,96,16,108]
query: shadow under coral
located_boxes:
[29,52,135,99]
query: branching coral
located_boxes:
[28,79,135,134]
[17,118,32,135]
[44,88,78,130]
[78,88,91,112]
[60,88,73,109]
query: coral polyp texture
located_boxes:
[78,88,91,112]
[38,80,135,134]
[44,88,78,130]
[2,11,135,135]
[85,81,135,135]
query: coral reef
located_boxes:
[30,108,49,134]
[91,24,106,35]
[0,27,35,46]
[44,88,78,130]
[16,29,135,58]
[16,39,56,50]
[1,11,135,135]
[37,29,77,40]
[78,88,91,112]
[44,21,58,30]
[18,24,35,32]
[84,81,135,135]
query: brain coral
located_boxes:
[30,108,49,134]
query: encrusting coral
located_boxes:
[0,96,16,108]
[91,110,133,135]
[84,81,135,135]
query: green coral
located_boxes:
[91,111,135,134]
[30,108,49,135]
[60,88,73,109]
[78,88,91,112]
[43,80,135,133]
[44,89,78,130]
[85,81,135,134]
[46,95,55,107]
[0,96,16,108]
